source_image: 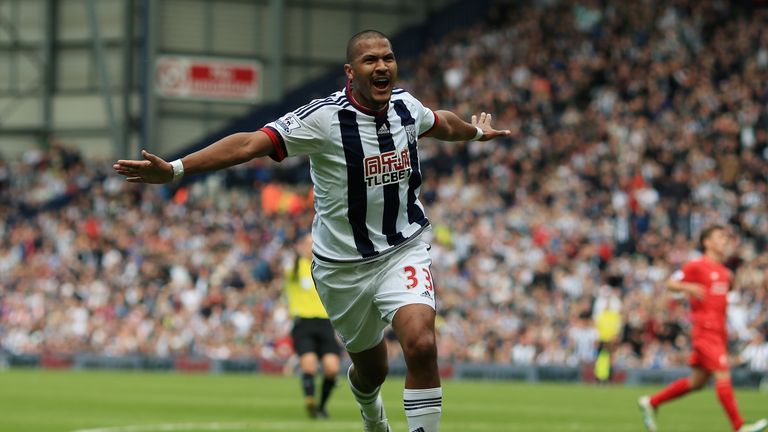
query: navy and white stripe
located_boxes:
[374,114,407,246]
[295,93,349,120]
[294,93,344,118]
[742,342,768,371]
[339,109,378,258]
[262,86,437,263]
[403,386,443,424]
[393,100,427,226]
[403,396,443,411]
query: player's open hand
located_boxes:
[471,112,512,141]
[113,150,173,184]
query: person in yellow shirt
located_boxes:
[593,285,623,383]
[285,233,341,419]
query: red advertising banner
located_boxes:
[155,55,262,102]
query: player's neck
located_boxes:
[352,90,386,111]
[704,250,724,263]
[346,81,388,114]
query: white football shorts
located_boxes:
[311,239,436,353]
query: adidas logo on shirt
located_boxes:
[377,123,390,136]
[421,291,432,299]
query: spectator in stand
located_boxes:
[740,328,768,373]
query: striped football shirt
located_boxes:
[260,82,438,263]
[742,341,768,371]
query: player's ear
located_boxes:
[344,63,353,81]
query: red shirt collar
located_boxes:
[345,80,388,117]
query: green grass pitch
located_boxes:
[0,369,765,431]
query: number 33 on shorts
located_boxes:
[404,265,434,291]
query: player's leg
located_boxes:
[393,304,440,388]
[298,351,319,418]
[712,369,768,432]
[374,240,441,432]
[594,341,611,383]
[639,367,709,432]
[292,319,320,418]
[654,366,709,406]
[348,340,391,430]
[713,369,746,431]
[311,257,393,431]
[316,329,341,419]
[392,303,442,432]
[688,366,711,390]
[701,339,764,432]
[652,361,710,406]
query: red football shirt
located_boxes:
[674,256,731,340]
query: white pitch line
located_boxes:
[71,421,362,432]
[71,420,645,432]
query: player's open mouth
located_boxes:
[372,77,390,90]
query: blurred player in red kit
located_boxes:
[638,225,767,432]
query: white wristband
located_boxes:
[170,159,184,180]
[473,126,484,141]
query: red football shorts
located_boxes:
[689,337,728,371]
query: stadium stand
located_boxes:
[1,0,767,382]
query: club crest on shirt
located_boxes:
[711,272,719,281]
[276,113,301,135]
[405,124,417,144]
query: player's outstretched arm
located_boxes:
[113,131,274,184]
[426,110,511,142]
[667,278,705,299]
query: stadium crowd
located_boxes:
[2,0,768,374]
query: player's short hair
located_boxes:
[699,224,725,251]
[346,30,390,63]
